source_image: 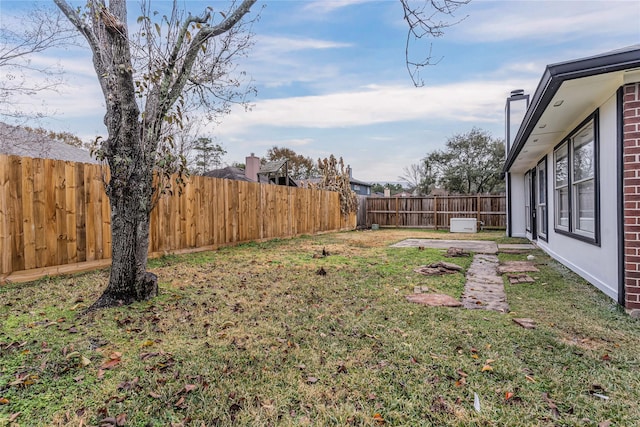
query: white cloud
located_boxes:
[456,1,640,43]
[302,0,376,14]
[254,35,352,53]
[216,78,537,135]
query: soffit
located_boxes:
[509,71,626,173]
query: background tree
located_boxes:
[312,155,357,216]
[193,137,227,174]
[263,146,317,180]
[54,0,258,310]
[398,163,427,195]
[0,4,79,154]
[421,128,505,194]
[0,4,78,121]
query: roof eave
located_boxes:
[504,46,640,173]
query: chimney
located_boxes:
[347,164,353,179]
[505,89,529,154]
[245,152,260,182]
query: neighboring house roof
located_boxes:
[259,160,287,174]
[349,177,371,187]
[203,166,253,181]
[505,44,640,173]
[0,122,97,164]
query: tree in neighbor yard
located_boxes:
[264,146,317,180]
[54,0,259,309]
[421,128,505,194]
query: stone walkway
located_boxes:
[461,254,509,312]
[393,239,537,313]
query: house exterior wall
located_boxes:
[536,92,619,301]
[514,91,620,301]
[623,82,640,310]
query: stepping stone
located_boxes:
[462,254,510,313]
[414,261,463,276]
[497,261,539,274]
[507,274,535,284]
[406,293,462,307]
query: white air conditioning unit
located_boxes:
[450,218,477,233]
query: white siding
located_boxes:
[536,93,619,300]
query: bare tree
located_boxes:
[398,163,426,195]
[400,0,469,86]
[0,4,80,154]
[54,0,258,310]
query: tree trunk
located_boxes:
[89,159,157,310]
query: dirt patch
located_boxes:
[406,293,462,307]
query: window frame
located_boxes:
[536,156,548,241]
[552,111,600,245]
[524,170,532,233]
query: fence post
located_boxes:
[477,194,481,228]
[433,196,438,230]
[395,197,399,228]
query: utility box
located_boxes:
[450,218,477,233]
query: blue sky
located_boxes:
[3,0,640,182]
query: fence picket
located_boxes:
[366,196,506,229]
[0,154,356,282]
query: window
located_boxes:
[553,113,599,244]
[353,184,360,191]
[536,157,547,240]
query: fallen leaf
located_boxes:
[174,396,186,408]
[9,412,21,422]
[100,358,121,370]
[505,391,514,400]
[141,339,155,348]
[81,356,92,367]
[116,413,127,426]
[149,391,161,399]
[184,384,197,393]
[598,421,612,427]
[456,369,468,377]
[481,365,493,372]
[373,413,385,425]
[525,375,536,383]
[0,397,8,404]
[306,376,319,384]
[601,354,611,361]
[485,359,495,364]
[99,416,117,426]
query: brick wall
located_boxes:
[623,82,640,310]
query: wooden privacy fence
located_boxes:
[0,155,355,283]
[366,195,506,229]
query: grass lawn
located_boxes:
[1,229,639,426]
